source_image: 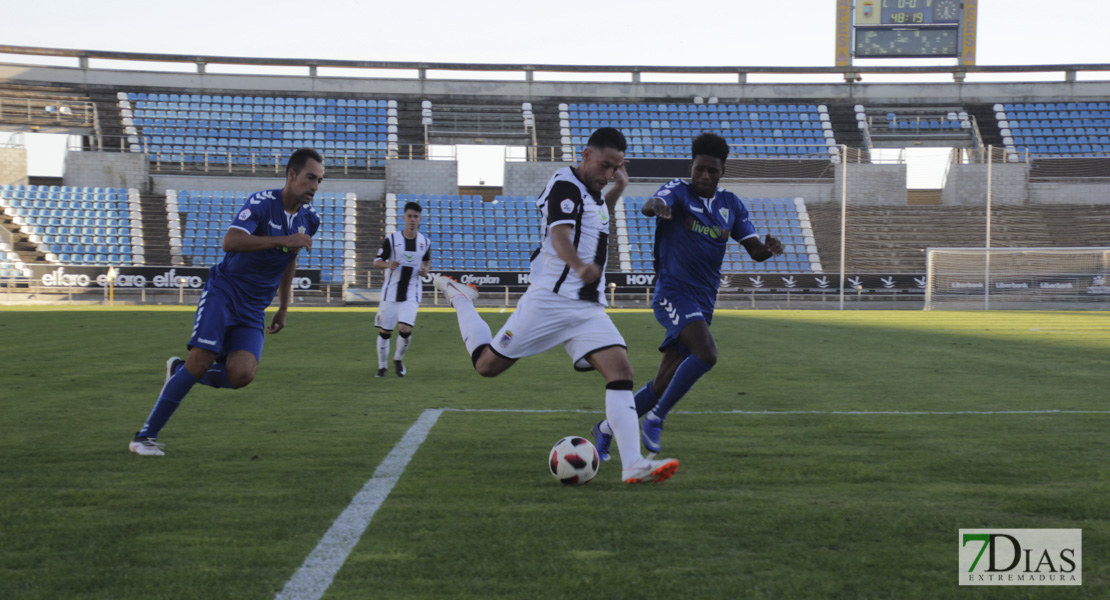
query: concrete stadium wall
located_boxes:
[63,151,148,191]
[942,164,1028,206]
[0,147,28,186]
[836,163,907,206]
[385,160,456,196]
[503,162,563,197]
[1029,182,1110,204]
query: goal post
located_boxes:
[924,247,1110,311]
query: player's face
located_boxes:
[689,155,724,198]
[578,146,626,193]
[403,209,422,232]
[287,158,324,204]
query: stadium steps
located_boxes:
[138,193,173,266]
[87,91,128,149]
[426,101,533,145]
[825,104,866,154]
[0,212,47,265]
[530,99,567,161]
[804,203,1109,273]
[966,103,1004,148]
[353,196,385,286]
[393,99,429,158]
[0,83,98,135]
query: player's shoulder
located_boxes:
[246,188,279,205]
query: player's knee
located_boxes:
[228,364,257,388]
[697,348,718,368]
[185,354,216,378]
[378,330,392,339]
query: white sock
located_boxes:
[451,297,492,357]
[605,389,642,471]
[376,335,390,369]
[394,333,411,360]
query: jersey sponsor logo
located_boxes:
[685,218,728,240]
[684,311,704,319]
[238,208,252,221]
[559,198,575,214]
[498,330,514,349]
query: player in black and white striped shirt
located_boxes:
[373,201,431,377]
[434,128,679,484]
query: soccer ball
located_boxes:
[548,436,599,485]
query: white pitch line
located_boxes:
[275,408,443,600]
[441,408,1110,416]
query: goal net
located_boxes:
[924,247,1110,310]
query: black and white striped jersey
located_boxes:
[376,231,432,303]
[529,166,611,305]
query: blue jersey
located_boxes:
[209,188,321,315]
[650,179,757,307]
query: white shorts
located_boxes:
[491,288,626,371]
[375,299,420,331]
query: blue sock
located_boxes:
[136,367,199,439]
[649,355,713,421]
[633,380,659,417]
[197,363,234,389]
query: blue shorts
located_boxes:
[187,283,265,362]
[652,291,714,355]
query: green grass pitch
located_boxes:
[1,307,1108,599]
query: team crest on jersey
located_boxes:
[598,206,609,225]
[498,330,514,349]
[719,208,730,220]
[238,208,251,221]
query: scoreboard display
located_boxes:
[855,25,959,58]
[851,0,968,59]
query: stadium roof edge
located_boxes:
[3,44,1110,77]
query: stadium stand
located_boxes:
[166,189,355,282]
[996,101,1110,158]
[617,196,821,273]
[0,185,144,265]
[117,93,399,167]
[558,101,836,160]
[387,193,538,271]
[0,240,30,278]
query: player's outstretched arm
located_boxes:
[741,234,784,262]
[641,197,673,219]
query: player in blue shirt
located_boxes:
[129,148,323,456]
[592,133,783,459]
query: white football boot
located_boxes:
[433,276,479,303]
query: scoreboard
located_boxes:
[836,0,977,63]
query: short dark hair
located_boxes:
[691,132,729,164]
[286,148,323,175]
[403,201,422,213]
[587,127,627,153]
